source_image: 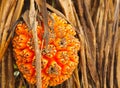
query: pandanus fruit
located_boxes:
[12,13,80,88]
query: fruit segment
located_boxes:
[12,13,80,88]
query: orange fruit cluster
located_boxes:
[12,13,80,88]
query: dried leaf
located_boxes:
[29,0,42,88]
[22,10,31,29]
[59,0,76,26]
[116,28,120,88]
[0,0,23,61]
[0,0,17,61]
[35,0,49,46]
[10,0,24,25]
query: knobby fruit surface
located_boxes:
[12,13,80,88]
